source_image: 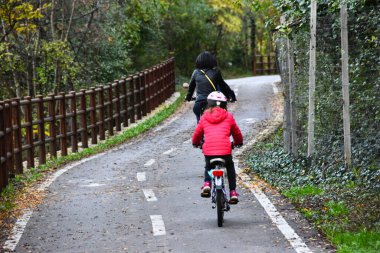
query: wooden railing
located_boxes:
[0,57,176,192]
[253,54,278,75]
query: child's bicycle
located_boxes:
[209,157,230,227]
[195,143,240,227]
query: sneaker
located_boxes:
[200,181,211,198]
[229,190,239,204]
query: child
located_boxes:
[192,91,243,204]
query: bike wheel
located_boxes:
[216,189,224,227]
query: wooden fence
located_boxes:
[0,57,176,192]
[253,54,278,75]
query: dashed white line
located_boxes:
[144,159,156,167]
[150,215,166,236]
[137,172,146,182]
[163,148,176,155]
[143,189,158,201]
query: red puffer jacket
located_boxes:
[192,107,243,156]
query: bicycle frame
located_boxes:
[209,160,230,213]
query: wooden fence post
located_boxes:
[36,95,46,165]
[24,97,34,169]
[120,79,129,127]
[89,87,97,144]
[80,89,88,149]
[12,98,23,174]
[106,84,114,136]
[141,72,147,117]
[129,76,135,124]
[59,93,68,156]
[48,94,57,157]
[0,103,7,191]
[147,69,153,113]
[135,75,142,120]
[4,100,14,177]
[97,86,106,140]
[114,81,121,131]
[70,91,78,152]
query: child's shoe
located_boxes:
[229,190,239,204]
[200,181,211,198]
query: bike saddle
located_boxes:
[210,158,225,166]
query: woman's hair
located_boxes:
[195,51,217,69]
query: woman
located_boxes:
[185,51,237,122]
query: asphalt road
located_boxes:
[8,75,330,253]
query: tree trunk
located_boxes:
[307,0,317,156]
[340,3,352,167]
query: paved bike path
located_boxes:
[8,75,328,252]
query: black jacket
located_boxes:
[185,68,237,102]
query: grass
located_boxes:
[282,185,324,202]
[0,89,186,213]
[331,231,380,253]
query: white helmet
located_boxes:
[207,91,227,108]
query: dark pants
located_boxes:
[193,100,207,123]
[204,155,236,191]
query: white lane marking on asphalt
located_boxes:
[154,116,179,132]
[272,83,279,94]
[235,164,312,253]
[143,189,158,201]
[144,159,156,167]
[137,172,146,182]
[163,148,176,155]
[2,210,33,251]
[150,215,166,236]
[82,183,106,187]
[242,118,259,124]
[183,138,192,144]
[3,152,107,252]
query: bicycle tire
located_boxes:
[216,189,224,227]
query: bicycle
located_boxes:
[209,157,230,227]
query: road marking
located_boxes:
[150,215,166,236]
[143,189,158,201]
[82,183,106,187]
[137,172,146,182]
[3,152,107,252]
[2,210,33,251]
[242,118,259,124]
[272,83,279,94]
[235,165,312,253]
[183,138,192,144]
[144,159,156,167]
[163,148,176,155]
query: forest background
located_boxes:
[0,0,276,99]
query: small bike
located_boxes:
[209,157,230,227]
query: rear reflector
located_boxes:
[212,170,224,177]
